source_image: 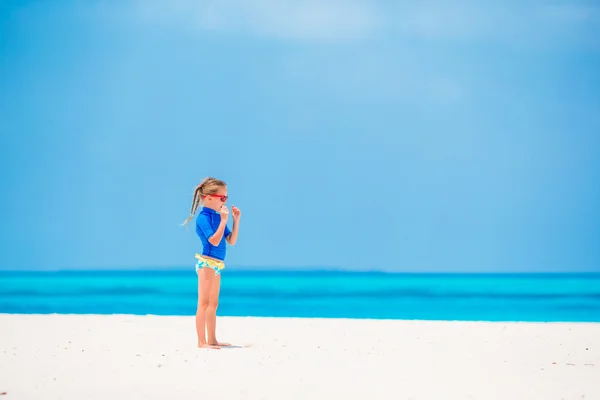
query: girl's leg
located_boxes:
[206,272,230,346]
[196,268,219,349]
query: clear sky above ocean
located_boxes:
[1,1,599,272]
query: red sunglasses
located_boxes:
[208,194,228,202]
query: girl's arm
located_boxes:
[226,219,239,245]
[208,219,228,246]
[226,206,241,245]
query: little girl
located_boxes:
[182,177,241,349]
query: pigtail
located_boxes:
[180,183,204,228]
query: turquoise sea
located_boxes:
[1,271,599,322]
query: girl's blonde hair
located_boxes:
[181,177,227,227]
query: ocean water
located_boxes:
[1,271,599,322]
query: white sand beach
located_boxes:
[1,314,598,399]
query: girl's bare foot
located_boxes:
[209,341,231,347]
[198,343,221,349]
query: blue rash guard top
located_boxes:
[195,207,231,261]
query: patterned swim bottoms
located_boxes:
[195,253,225,275]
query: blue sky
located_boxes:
[1,0,599,272]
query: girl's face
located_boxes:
[203,186,228,210]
